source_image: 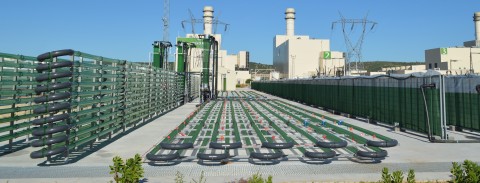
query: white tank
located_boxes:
[474,12,480,41]
[203,6,214,35]
[285,8,295,36]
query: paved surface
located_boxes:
[1,88,480,182]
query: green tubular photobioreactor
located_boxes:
[0,49,200,160]
[0,52,40,150]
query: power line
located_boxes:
[332,13,377,75]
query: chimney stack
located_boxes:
[203,6,214,35]
[285,8,295,36]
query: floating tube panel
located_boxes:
[32,125,69,136]
[316,140,348,148]
[146,152,180,161]
[33,102,71,114]
[34,92,71,103]
[249,152,284,160]
[30,146,67,159]
[209,142,242,149]
[356,150,388,159]
[37,49,74,62]
[36,61,73,72]
[35,82,72,94]
[197,153,230,160]
[261,142,294,149]
[32,113,70,125]
[304,151,336,159]
[159,142,194,150]
[36,71,73,82]
[366,139,398,147]
[31,135,68,147]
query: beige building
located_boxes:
[216,67,236,91]
[236,51,249,69]
[234,51,252,85]
[425,47,480,75]
[368,71,387,76]
[381,64,427,74]
[235,70,251,85]
[273,8,344,79]
[319,51,346,76]
[424,12,480,75]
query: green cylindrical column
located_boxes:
[153,41,161,68]
[176,43,184,73]
[202,39,211,86]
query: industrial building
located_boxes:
[175,6,251,91]
[380,64,427,75]
[234,51,251,85]
[273,8,345,79]
[425,12,480,75]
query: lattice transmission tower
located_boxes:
[332,13,377,75]
[162,0,170,41]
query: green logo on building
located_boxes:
[323,51,331,59]
[440,48,448,55]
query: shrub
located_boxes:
[391,170,404,183]
[109,154,144,183]
[175,171,185,183]
[247,172,272,183]
[192,171,207,183]
[381,167,392,183]
[407,169,415,183]
[381,167,411,183]
[451,160,480,183]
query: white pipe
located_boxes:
[285,8,295,36]
[203,6,214,35]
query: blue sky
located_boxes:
[0,0,478,64]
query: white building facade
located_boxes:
[273,8,345,79]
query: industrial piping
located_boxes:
[30,49,75,159]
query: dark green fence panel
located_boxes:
[445,76,480,132]
[252,76,445,136]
